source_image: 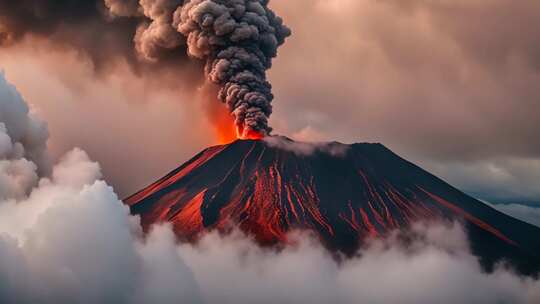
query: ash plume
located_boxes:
[106,0,291,137]
[0,0,290,138]
[174,0,291,137]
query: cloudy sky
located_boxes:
[0,0,539,206]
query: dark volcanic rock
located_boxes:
[125,138,540,275]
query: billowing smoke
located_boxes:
[1,72,540,303]
[175,0,290,138]
[106,0,291,138]
[0,0,140,71]
[0,0,290,139]
[0,0,201,89]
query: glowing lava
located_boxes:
[208,106,264,143]
[125,138,540,274]
[237,127,265,141]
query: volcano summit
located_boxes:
[126,137,540,274]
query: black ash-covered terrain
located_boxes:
[126,137,540,275]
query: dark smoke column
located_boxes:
[104,0,291,138]
[0,0,288,139]
[175,0,290,139]
[104,0,289,139]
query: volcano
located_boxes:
[126,137,540,274]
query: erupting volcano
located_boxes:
[126,137,540,274]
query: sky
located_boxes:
[0,0,539,205]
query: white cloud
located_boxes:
[264,135,349,157]
[0,148,202,304]
[179,223,540,304]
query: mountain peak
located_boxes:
[125,139,540,274]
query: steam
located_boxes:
[263,135,349,157]
[107,0,291,138]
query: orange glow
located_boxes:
[238,128,265,140]
[199,82,265,143]
[199,83,238,144]
[213,114,265,143]
[213,110,237,144]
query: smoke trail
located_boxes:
[106,0,291,138]
[0,0,289,138]
[175,0,291,138]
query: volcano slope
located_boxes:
[125,138,540,275]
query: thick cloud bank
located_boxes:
[180,225,540,304]
[0,72,50,200]
[1,74,540,303]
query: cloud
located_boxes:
[421,157,540,203]
[491,203,540,228]
[169,222,540,304]
[1,73,540,304]
[0,71,49,174]
[0,151,202,304]
[263,135,349,156]
[270,0,540,161]
[0,46,213,197]
[0,0,201,75]
[0,73,199,303]
[0,71,49,201]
